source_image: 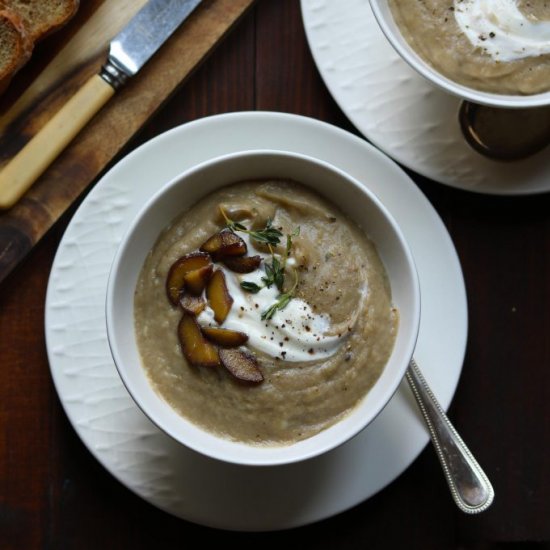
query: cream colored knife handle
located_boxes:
[0,74,115,209]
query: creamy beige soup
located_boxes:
[134,181,398,445]
[388,1,550,95]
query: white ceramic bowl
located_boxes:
[369,0,550,109]
[106,150,420,466]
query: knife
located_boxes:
[0,0,202,209]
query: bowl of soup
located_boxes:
[105,149,420,466]
[370,0,550,108]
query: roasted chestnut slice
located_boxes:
[178,314,220,368]
[183,264,213,295]
[206,269,233,324]
[200,229,247,259]
[166,252,211,305]
[202,327,248,347]
[179,294,207,316]
[222,255,262,274]
[219,348,263,383]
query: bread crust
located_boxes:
[2,0,80,43]
[0,0,79,94]
[0,9,33,93]
[35,0,79,42]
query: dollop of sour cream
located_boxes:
[453,0,550,62]
[197,234,363,362]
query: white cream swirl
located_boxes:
[197,234,363,362]
[454,0,550,62]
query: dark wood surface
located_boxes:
[1,1,549,547]
[0,0,255,285]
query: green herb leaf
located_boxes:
[262,263,274,288]
[272,257,284,290]
[277,293,292,310]
[230,221,247,232]
[261,256,285,291]
[261,292,293,320]
[247,219,283,246]
[240,281,263,293]
[261,302,279,321]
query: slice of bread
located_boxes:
[0,0,79,43]
[0,1,79,96]
[0,9,32,93]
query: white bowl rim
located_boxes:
[105,149,421,467]
[369,0,550,109]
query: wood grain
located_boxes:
[0,0,255,283]
[0,0,146,138]
[0,75,115,208]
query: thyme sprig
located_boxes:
[262,256,284,290]
[219,208,300,319]
[240,281,262,293]
[259,226,300,292]
[220,207,283,246]
[261,269,299,321]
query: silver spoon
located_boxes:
[406,358,495,513]
[459,101,550,161]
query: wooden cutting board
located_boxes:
[0,0,255,284]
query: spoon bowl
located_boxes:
[459,102,550,161]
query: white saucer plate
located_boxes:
[301,0,550,195]
[45,112,467,531]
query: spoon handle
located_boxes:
[406,359,494,513]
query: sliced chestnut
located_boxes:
[202,327,248,347]
[166,252,211,305]
[200,229,247,259]
[219,348,263,383]
[178,314,220,368]
[222,255,262,274]
[183,264,213,295]
[206,269,233,324]
[179,294,206,316]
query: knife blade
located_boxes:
[0,0,202,209]
[106,0,202,83]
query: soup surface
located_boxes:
[134,180,398,445]
[388,0,550,95]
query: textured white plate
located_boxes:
[301,0,550,195]
[45,112,467,531]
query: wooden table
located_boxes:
[1,1,548,547]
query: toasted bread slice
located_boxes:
[0,9,32,93]
[0,0,79,43]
